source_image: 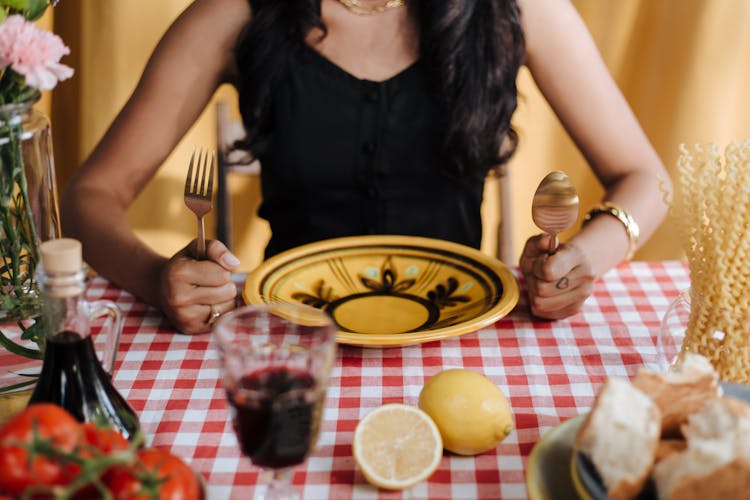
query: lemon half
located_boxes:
[352,403,443,490]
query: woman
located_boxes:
[62,0,670,334]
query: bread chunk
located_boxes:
[652,397,750,500]
[575,378,661,500]
[633,353,720,437]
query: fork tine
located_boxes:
[206,150,215,198]
[184,148,196,195]
[193,148,204,194]
[200,148,209,196]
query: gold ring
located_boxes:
[207,304,221,326]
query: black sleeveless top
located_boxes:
[252,44,485,258]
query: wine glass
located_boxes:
[213,303,337,500]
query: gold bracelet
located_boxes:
[582,202,640,260]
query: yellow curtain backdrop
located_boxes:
[48,0,750,272]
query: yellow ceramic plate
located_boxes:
[243,235,519,347]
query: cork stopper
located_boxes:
[40,238,82,274]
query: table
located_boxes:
[50,261,694,499]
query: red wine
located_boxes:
[228,367,324,469]
[29,330,140,442]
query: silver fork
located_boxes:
[183,148,215,259]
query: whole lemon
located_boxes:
[418,368,514,456]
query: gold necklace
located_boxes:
[336,0,405,16]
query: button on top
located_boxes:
[365,90,380,102]
[362,141,377,154]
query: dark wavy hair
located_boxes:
[235,0,524,180]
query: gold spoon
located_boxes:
[531,170,580,254]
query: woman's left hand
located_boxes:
[519,233,596,320]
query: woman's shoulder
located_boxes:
[174,0,251,39]
[516,0,591,65]
[154,0,251,82]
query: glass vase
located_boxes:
[0,93,61,374]
[659,288,750,384]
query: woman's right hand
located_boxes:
[158,239,241,334]
[519,233,596,320]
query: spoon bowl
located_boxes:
[531,171,579,253]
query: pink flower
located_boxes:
[0,15,73,91]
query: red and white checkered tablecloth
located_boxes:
[2,261,690,499]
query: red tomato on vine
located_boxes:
[0,403,83,495]
[81,421,130,454]
[105,448,201,500]
[0,405,201,499]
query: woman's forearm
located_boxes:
[61,184,167,307]
[569,169,671,276]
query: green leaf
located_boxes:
[21,316,44,344]
[0,377,35,393]
[0,328,42,359]
[24,0,46,20]
[1,0,29,11]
